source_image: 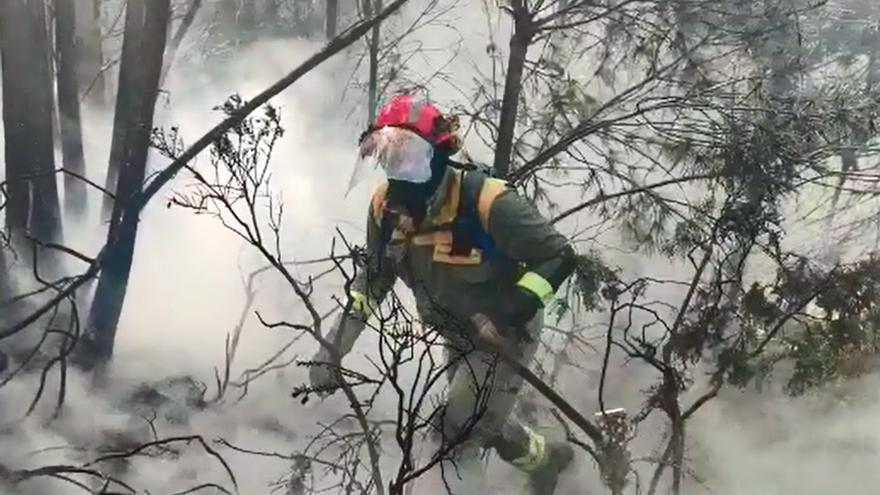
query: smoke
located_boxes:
[3,1,880,494]
[685,377,880,495]
[0,31,366,493]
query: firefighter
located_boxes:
[310,94,578,494]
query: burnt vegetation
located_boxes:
[2,0,880,494]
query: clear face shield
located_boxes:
[346,126,434,195]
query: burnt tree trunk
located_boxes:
[670,409,685,495]
[869,24,880,94]
[326,0,338,38]
[74,0,106,105]
[55,0,88,218]
[0,11,29,240]
[0,0,64,256]
[492,2,534,179]
[82,0,170,367]
[47,0,62,145]
[264,0,281,36]
[231,0,257,44]
[218,0,239,38]
[240,0,257,31]
[266,0,280,18]
[102,0,146,220]
[0,246,11,306]
[646,372,685,495]
[160,0,203,85]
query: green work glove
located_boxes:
[494,286,543,339]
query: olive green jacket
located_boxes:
[323,168,574,357]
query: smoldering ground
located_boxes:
[3,1,880,494]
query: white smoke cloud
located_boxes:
[4,1,880,494]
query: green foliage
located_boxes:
[548,249,618,325]
[573,250,619,311]
[722,256,880,395]
[618,192,676,253]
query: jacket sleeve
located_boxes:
[320,188,397,358]
[483,185,577,306]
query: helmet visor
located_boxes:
[347,127,434,193]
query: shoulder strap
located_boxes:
[448,159,495,177]
[476,176,508,231]
[450,171,490,256]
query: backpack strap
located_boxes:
[451,170,497,257]
[448,159,496,177]
[475,175,508,231]
[373,172,506,259]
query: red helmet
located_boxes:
[347,95,460,194]
[367,94,460,151]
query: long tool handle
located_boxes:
[470,314,605,444]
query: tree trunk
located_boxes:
[868,26,880,95]
[240,0,257,43]
[364,0,381,122]
[825,147,856,236]
[0,9,31,240]
[0,0,64,253]
[0,246,11,306]
[646,373,686,495]
[46,0,62,145]
[160,0,203,85]
[74,0,106,105]
[102,0,146,220]
[827,27,879,235]
[493,4,533,179]
[55,0,88,219]
[764,1,797,102]
[218,0,239,36]
[82,0,170,367]
[326,0,338,38]
[670,413,685,495]
[263,0,280,36]
[241,0,257,27]
[713,0,798,341]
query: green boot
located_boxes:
[510,428,574,495]
[526,440,574,495]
